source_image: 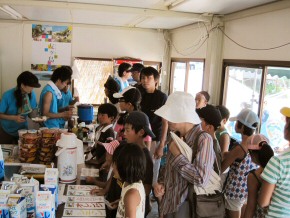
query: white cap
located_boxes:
[229,108,259,129]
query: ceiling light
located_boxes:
[0,5,23,19]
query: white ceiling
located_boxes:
[0,0,279,29]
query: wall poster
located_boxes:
[31,24,72,80]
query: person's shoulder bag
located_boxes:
[189,131,225,218]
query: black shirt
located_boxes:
[140,89,167,141]
[142,147,153,187]
[134,83,146,95]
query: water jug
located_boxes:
[55,133,84,183]
[77,104,94,124]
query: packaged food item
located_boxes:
[36,191,54,218]
[18,177,39,218]
[1,182,18,194]
[7,196,21,206]
[8,194,27,218]
[39,129,59,164]
[19,133,40,163]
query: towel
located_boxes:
[48,81,62,99]
[170,131,192,162]
[194,169,222,195]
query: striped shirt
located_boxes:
[159,124,215,215]
[261,147,290,218]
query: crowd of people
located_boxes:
[0,63,290,218]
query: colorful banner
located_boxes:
[31,24,72,80]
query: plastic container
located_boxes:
[77,104,94,124]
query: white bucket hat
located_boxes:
[155,91,201,124]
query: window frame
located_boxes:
[221,59,290,133]
[169,58,205,94]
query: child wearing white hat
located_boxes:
[222,108,259,218]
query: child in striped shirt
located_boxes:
[258,107,290,218]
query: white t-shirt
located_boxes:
[116,181,145,218]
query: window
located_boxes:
[222,60,290,152]
[170,59,204,96]
[73,58,161,105]
[73,58,113,105]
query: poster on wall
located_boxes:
[31,24,72,80]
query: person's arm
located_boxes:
[90,174,113,196]
[69,90,79,105]
[219,133,230,158]
[258,156,279,208]
[221,145,244,173]
[0,113,25,123]
[124,188,141,218]
[154,118,168,159]
[244,173,259,218]
[170,133,215,186]
[42,92,72,119]
[258,180,275,208]
[0,94,26,123]
[100,152,112,171]
[86,176,106,188]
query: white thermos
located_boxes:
[55,133,84,183]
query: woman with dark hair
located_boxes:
[39,66,73,128]
[115,63,132,92]
[0,71,41,143]
[104,75,120,104]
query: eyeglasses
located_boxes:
[119,99,126,103]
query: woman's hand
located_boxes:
[15,115,26,123]
[90,188,107,196]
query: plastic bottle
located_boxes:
[0,145,5,182]
[72,124,78,135]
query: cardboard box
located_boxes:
[8,194,27,218]
[0,191,9,218]
[36,191,54,218]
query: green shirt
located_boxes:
[261,148,290,218]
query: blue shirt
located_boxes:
[57,90,73,128]
[0,88,37,137]
[57,90,73,109]
[39,84,62,128]
[115,77,129,92]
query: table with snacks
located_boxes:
[1,127,106,218]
